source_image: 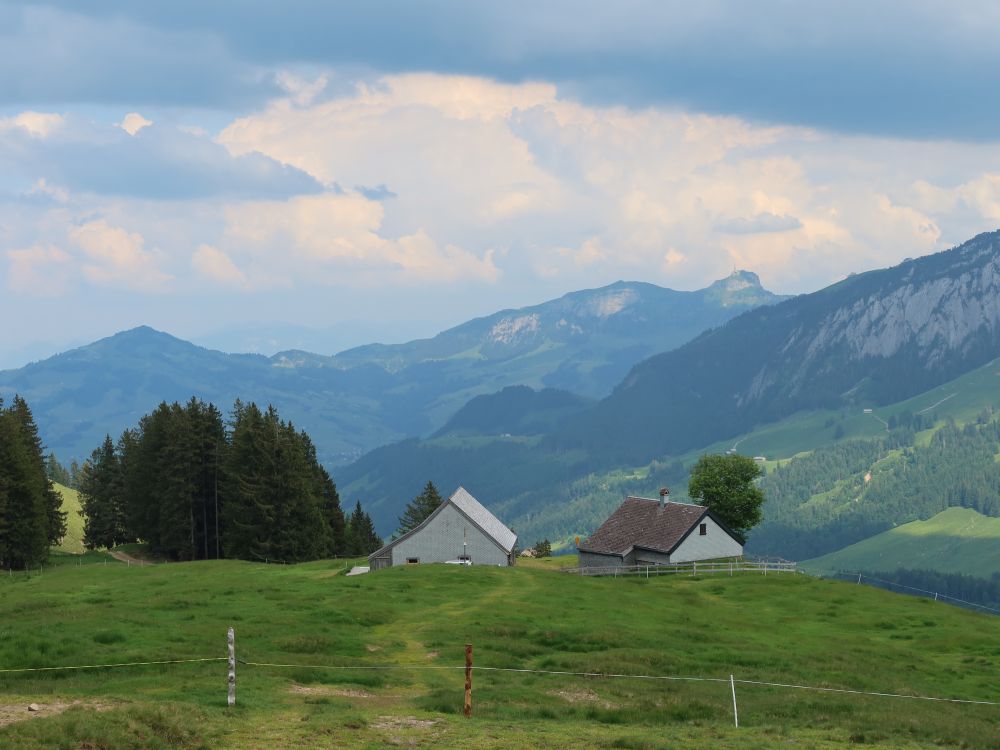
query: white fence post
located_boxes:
[730,674,739,728]
[227,627,236,707]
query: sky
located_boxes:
[2,1,1000,366]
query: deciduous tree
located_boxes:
[688,454,764,544]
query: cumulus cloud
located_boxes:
[716,213,803,234]
[69,219,172,289]
[5,244,73,294]
[191,244,249,288]
[0,110,64,138]
[211,192,500,288]
[118,112,152,135]
[211,72,1000,295]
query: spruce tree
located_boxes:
[348,501,383,555]
[397,480,443,535]
[79,435,128,549]
[0,396,61,569]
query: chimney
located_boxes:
[659,487,669,509]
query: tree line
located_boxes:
[0,396,66,570]
[80,397,382,562]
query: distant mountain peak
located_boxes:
[703,269,781,307]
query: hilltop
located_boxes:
[0,559,996,748]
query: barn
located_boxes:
[368,487,517,570]
[578,490,742,572]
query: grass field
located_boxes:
[52,482,85,554]
[802,507,1000,578]
[1,558,998,749]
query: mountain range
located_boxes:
[338,230,1000,545]
[0,271,785,468]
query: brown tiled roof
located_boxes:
[579,497,708,555]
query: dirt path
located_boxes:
[108,549,154,566]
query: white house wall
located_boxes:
[669,516,742,562]
[389,503,511,567]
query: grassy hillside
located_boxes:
[52,482,85,554]
[1,560,997,748]
[802,508,1000,578]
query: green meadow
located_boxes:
[803,507,1000,578]
[52,483,85,555]
[1,558,998,749]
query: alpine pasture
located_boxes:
[1,557,997,749]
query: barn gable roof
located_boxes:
[448,487,518,553]
[579,496,738,556]
[368,486,517,560]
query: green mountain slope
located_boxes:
[1,560,996,748]
[801,507,1000,578]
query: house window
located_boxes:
[699,523,707,536]
[406,557,419,564]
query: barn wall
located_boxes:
[579,550,625,573]
[633,549,672,565]
[389,504,510,567]
[669,516,742,562]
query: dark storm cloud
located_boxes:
[0,120,324,200]
[2,1,1000,139]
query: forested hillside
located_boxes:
[751,412,1000,559]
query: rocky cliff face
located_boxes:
[565,230,1000,465]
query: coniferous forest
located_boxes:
[79,397,382,562]
[0,396,67,570]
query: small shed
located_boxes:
[368,486,517,570]
[578,492,742,571]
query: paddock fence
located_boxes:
[1,634,996,732]
[562,559,798,577]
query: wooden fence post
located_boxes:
[227,627,236,707]
[464,644,473,717]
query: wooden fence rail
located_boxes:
[563,560,798,577]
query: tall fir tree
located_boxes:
[397,480,443,535]
[79,435,128,549]
[348,500,384,555]
[0,396,64,569]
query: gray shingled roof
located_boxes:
[368,485,517,561]
[579,496,709,555]
[450,486,517,553]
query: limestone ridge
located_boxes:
[565,230,1000,465]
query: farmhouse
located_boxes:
[368,487,517,570]
[578,490,743,571]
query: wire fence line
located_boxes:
[5,652,995,707]
[823,571,1000,616]
[0,657,226,674]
